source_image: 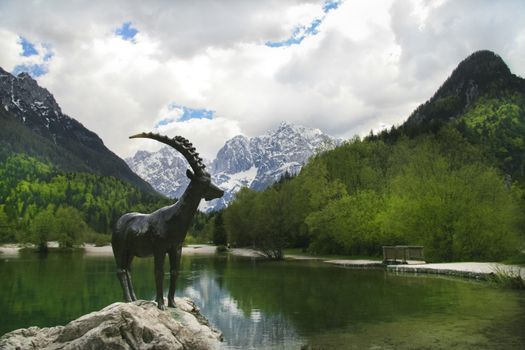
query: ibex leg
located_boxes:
[117,269,132,302]
[154,252,166,310]
[168,246,182,308]
[116,252,132,302]
[124,255,137,301]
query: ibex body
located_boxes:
[112,133,223,310]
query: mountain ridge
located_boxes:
[378,50,525,182]
[126,121,341,211]
[403,50,525,132]
[0,67,157,194]
[214,50,525,262]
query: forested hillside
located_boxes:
[0,68,156,194]
[393,50,525,182]
[0,67,173,248]
[219,51,525,262]
[0,154,170,247]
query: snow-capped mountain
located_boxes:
[126,122,341,211]
[0,67,155,194]
[125,147,212,200]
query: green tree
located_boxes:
[377,156,522,261]
[462,95,525,182]
[306,191,386,256]
[0,205,14,243]
[189,211,215,243]
[223,187,258,247]
[276,177,311,250]
[250,187,290,259]
[212,212,227,246]
[54,206,89,248]
[0,154,170,239]
[29,205,56,252]
[300,159,347,211]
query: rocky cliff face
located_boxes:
[125,147,192,199]
[0,70,64,131]
[0,298,222,350]
[126,122,341,211]
[0,67,155,194]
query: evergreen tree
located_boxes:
[212,212,227,246]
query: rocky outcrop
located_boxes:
[0,298,222,350]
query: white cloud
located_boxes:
[0,0,524,160]
[0,30,21,70]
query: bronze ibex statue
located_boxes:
[112,132,224,310]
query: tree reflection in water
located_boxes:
[1,252,524,349]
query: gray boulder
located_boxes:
[0,298,222,350]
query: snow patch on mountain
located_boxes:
[126,122,341,211]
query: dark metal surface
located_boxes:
[112,133,224,309]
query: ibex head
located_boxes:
[130,132,224,201]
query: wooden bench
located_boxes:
[383,246,424,264]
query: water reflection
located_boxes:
[177,256,525,349]
[179,268,302,349]
[1,251,524,349]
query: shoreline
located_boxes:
[387,262,525,280]
[0,242,221,256]
[0,243,260,258]
[287,255,525,280]
[2,243,523,281]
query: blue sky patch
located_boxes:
[323,0,342,13]
[116,22,139,41]
[305,18,322,35]
[155,103,215,128]
[266,0,343,48]
[12,63,48,78]
[266,26,306,47]
[19,37,38,56]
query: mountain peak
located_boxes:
[229,134,250,143]
[271,121,323,139]
[128,122,340,211]
[0,66,62,120]
[0,65,156,194]
[457,50,510,75]
[17,71,35,80]
[271,121,294,135]
[404,50,523,129]
[277,121,293,129]
[436,50,511,97]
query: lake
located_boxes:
[1,249,524,349]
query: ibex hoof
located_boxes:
[156,300,167,310]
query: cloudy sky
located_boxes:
[0,0,524,159]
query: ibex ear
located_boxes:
[186,169,195,179]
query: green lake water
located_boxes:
[1,250,524,349]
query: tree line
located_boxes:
[215,125,524,262]
[0,154,170,250]
[2,92,523,262]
